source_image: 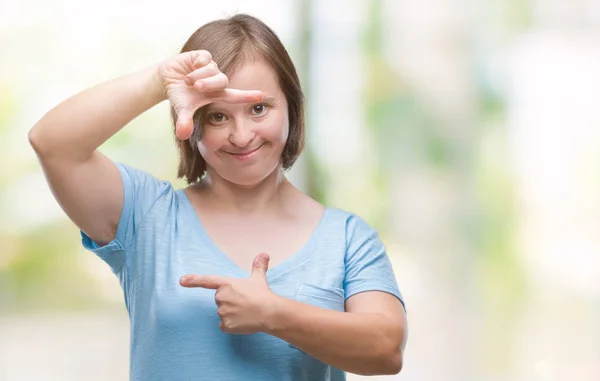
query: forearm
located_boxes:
[29,64,165,161]
[264,297,405,376]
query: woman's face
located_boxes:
[197,60,289,187]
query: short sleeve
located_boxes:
[80,163,172,274]
[343,214,406,310]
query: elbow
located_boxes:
[28,126,40,152]
[29,121,90,162]
[369,328,406,376]
[382,349,404,375]
[29,122,65,160]
[28,124,47,156]
[375,321,406,375]
[373,344,403,375]
[353,340,404,376]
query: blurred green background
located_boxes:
[1,0,599,380]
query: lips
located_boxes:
[225,143,263,156]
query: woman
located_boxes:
[29,14,407,381]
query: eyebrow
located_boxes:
[261,96,276,104]
[205,95,278,111]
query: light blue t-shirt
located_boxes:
[82,164,404,381]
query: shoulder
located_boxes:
[116,163,177,217]
[324,207,377,236]
[117,163,174,194]
[117,163,172,186]
[315,207,384,256]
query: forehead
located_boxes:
[226,59,281,95]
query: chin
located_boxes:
[218,165,280,188]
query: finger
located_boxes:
[251,252,270,279]
[215,88,263,104]
[175,109,194,140]
[214,289,225,305]
[184,61,219,86]
[180,275,232,289]
[192,72,228,93]
[214,287,232,305]
[190,50,212,69]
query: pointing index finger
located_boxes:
[218,88,263,104]
[180,275,232,289]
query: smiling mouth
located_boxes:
[225,143,264,157]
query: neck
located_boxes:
[196,167,291,213]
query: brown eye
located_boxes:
[250,104,267,116]
[208,113,227,124]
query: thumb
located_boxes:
[175,109,194,140]
[251,252,270,279]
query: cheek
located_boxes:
[279,119,289,143]
[264,113,289,145]
[197,140,208,157]
[197,134,219,157]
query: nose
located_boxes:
[228,120,256,148]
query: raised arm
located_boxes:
[29,50,262,246]
[28,64,166,246]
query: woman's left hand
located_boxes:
[180,253,280,334]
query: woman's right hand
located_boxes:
[158,50,263,140]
